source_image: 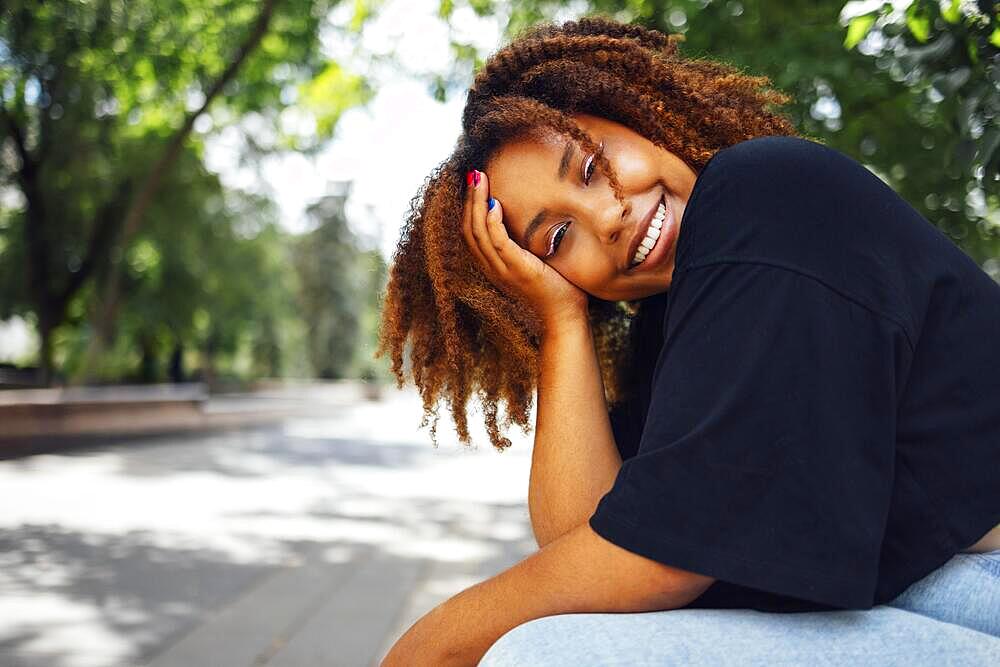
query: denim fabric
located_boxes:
[478,551,1000,666]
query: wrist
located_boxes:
[541,308,591,338]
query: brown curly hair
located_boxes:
[375,14,803,452]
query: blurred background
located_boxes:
[0,0,997,665]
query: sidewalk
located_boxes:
[0,384,537,666]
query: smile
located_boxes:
[629,196,666,269]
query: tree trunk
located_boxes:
[37,317,54,387]
[169,341,185,383]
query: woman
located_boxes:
[376,15,1000,666]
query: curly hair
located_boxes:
[375,14,802,452]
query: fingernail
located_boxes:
[473,170,481,187]
[488,197,496,211]
[466,171,474,186]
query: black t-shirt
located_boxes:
[589,135,1000,612]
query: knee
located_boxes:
[478,615,567,666]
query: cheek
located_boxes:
[555,237,618,286]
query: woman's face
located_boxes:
[483,113,699,302]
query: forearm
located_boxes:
[529,313,622,549]
[379,521,713,666]
[379,565,529,667]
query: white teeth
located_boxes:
[630,200,667,268]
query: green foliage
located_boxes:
[0,0,378,383]
[348,0,386,32]
[292,190,387,379]
[299,62,375,138]
[841,0,1000,206]
[905,1,933,43]
[51,143,302,384]
[845,14,876,49]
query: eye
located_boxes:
[543,222,570,258]
[582,141,604,185]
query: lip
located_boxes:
[625,192,673,273]
[628,198,678,274]
[624,190,666,272]
[625,192,679,275]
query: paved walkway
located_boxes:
[0,385,537,666]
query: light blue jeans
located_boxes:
[479,550,1000,666]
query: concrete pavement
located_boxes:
[0,384,537,666]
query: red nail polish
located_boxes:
[473,170,481,186]
[466,171,474,186]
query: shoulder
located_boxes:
[678,135,905,274]
[701,135,880,203]
[708,135,851,175]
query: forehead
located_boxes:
[487,128,568,182]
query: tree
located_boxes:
[841,0,999,253]
[294,183,387,379]
[45,143,299,387]
[0,0,373,383]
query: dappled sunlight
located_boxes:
[384,536,500,563]
[0,590,142,667]
[0,387,536,665]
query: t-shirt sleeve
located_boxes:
[589,260,912,610]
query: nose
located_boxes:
[589,196,632,247]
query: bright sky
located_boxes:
[204,0,512,260]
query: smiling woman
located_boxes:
[375,15,800,452]
[375,13,1000,667]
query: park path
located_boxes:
[0,385,537,666]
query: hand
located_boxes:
[461,169,589,325]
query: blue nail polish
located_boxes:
[488,197,496,211]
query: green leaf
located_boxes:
[298,62,373,138]
[906,4,931,43]
[991,26,1000,49]
[941,0,961,24]
[438,0,454,20]
[844,14,876,49]
[469,0,495,17]
[430,75,446,103]
[349,0,379,33]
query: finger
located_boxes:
[461,171,493,276]
[483,195,517,264]
[464,172,498,279]
[469,171,510,278]
[483,193,538,280]
[486,194,524,271]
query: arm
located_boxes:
[379,519,716,667]
[529,312,623,549]
[458,170,619,549]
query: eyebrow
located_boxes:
[523,140,575,249]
